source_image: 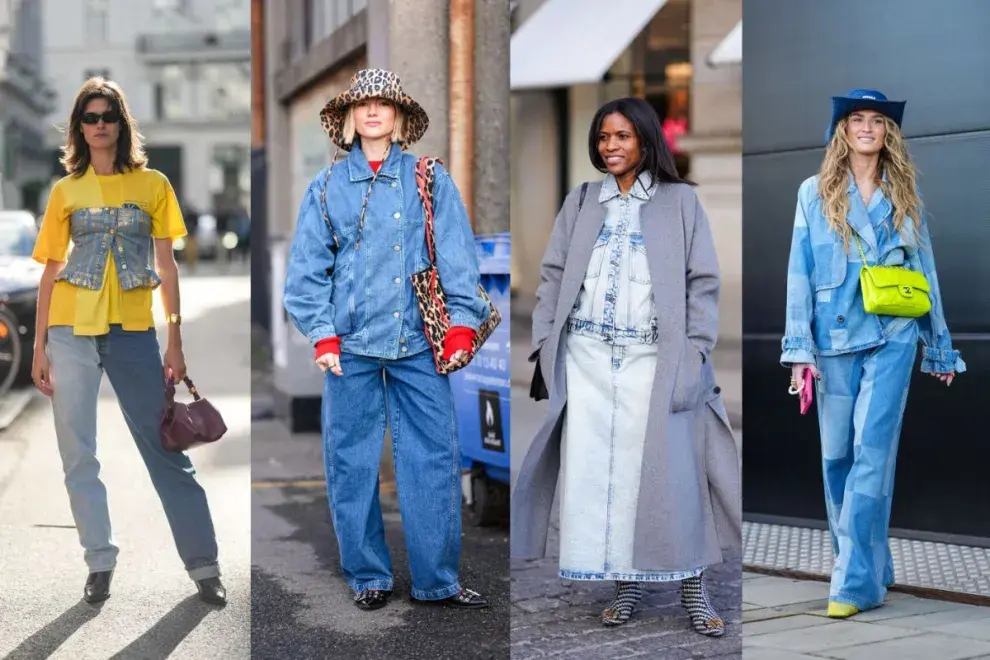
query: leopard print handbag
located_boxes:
[410,157,502,375]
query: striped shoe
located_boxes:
[681,572,725,637]
[601,581,644,627]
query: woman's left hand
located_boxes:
[164,345,187,382]
[930,371,955,386]
[447,349,471,369]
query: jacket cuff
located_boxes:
[780,336,817,366]
[921,346,966,374]
[307,325,337,345]
[449,310,480,332]
[314,337,340,359]
[442,326,476,361]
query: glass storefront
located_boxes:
[605,0,692,177]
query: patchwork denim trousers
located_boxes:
[322,348,463,600]
[816,321,918,609]
[47,326,220,580]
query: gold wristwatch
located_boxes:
[166,313,182,325]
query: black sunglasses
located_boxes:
[80,111,121,125]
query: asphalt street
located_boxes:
[250,347,511,659]
[0,264,252,659]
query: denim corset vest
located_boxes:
[55,206,161,291]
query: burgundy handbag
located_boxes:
[161,376,227,452]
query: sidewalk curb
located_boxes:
[744,564,990,608]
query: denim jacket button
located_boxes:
[398,337,405,344]
[394,277,401,284]
[837,315,845,323]
[714,386,721,394]
[393,311,400,318]
[401,347,408,353]
[394,245,400,252]
[391,181,397,188]
[393,212,401,219]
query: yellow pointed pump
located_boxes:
[827,601,860,618]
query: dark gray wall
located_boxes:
[742,0,990,539]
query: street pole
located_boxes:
[449,0,475,229]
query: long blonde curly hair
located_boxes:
[817,115,923,251]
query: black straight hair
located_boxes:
[588,97,695,193]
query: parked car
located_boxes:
[0,210,42,392]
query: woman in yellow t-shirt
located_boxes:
[31,77,226,606]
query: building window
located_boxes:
[201,64,251,120]
[215,0,249,31]
[153,0,188,10]
[85,0,109,44]
[307,0,358,47]
[156,64,189,121]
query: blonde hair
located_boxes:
[817,115,923,250]
[342,103,408,147]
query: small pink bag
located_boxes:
[161,376,228,452]
[799,368,815,415]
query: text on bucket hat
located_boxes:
[825,89,906,144]
[318,69,430,150]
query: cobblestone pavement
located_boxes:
[511,524,742,659]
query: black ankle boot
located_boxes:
[84,570,113,603]
[196,577,227,605]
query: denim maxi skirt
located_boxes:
[557,331,703,582]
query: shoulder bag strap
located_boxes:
[414,156,444,266]
[853,233,870,265]
[319,147,342,253]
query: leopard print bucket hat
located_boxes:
[319,68,429,150]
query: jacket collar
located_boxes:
[844,170,890,257]
[599,171,655,203]
[347,141,402,181]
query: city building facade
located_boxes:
[42,0,251,216]
[0,0,57,211]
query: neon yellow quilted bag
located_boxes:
[854,235,931,318]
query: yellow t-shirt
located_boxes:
[32,166,187,335]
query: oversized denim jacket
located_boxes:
[283,142,487,361]
[781,175,965,374]
[56,205,161,291]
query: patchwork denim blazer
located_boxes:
[781,175,964,374]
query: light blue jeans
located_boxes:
[47,325,220,580]
[323,348,463,600]
[817,320,918,609]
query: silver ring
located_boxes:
[787,385,800,395]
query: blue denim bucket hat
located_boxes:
[825,89,906,143]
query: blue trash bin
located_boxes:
[451,232,510,524]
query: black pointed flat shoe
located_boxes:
[84,570,113,603]
[354,589,392,610]
[196,577,227,606]
[411,587,489,609]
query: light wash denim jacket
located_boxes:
[283,142,487,360]
[57,205,160,291]
[781,175,965,374]
[567,172,659,345]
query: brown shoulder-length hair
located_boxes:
[60,77,148,176]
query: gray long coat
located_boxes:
[510,180,742,571]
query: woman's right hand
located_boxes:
[316,352,343,377]
[32,350,54,397]
[789,363,820,391]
